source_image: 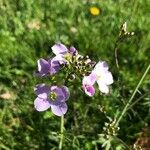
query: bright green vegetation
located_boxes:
[0,0,149,149]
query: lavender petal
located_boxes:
[61,86,70,101]
[51,103,68,116]
[51,86,65,103]
[34,97,51,111]
[37,59,50,75]
[50,58,61,74]
[34,84,49,99]
[51,43,68,55]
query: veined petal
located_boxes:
[50,86,57,91]
[61,86,70,101]
[89,73,97,85]
[34,97,51,111]
[51,86,65,103]
[82,73,96,86]
[51,43,68,55]
[37,58,50,75]
[52,55,65,64]
[48,85,70,105]
[34,84,49,99]
[51,103,68,116]
[83,85,95,97]
[50,58,60,74]
[97,81,109,94]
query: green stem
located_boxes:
[114,137,132,150]
[115,64,150,128]
[114,41,120,69]
[59,115,64,150]
[127,92,150,111]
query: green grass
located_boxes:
[0,0,149,149]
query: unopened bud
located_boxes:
[68,74,76,81]
[88,61,96,67]
[131,32,134,35]
[85,55,89,59]
[85,58,91,64]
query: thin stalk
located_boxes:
[114,137,132,150]
[127,92,150,111]
[114,41,120,69]
[115,64,150,128]
[59,115,64,150]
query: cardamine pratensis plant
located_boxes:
[33,43,113,149]
[33,22,150,150]
[34,43,113,116]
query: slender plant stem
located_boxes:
[127,91,150,111]
[115,64,150,128]
[114,41,120,69]
[114,137,132,150]
[59,115,64,150]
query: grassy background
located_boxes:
[0,0,149,149]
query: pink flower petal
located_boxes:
[83,85,95,97]
[82,73,96,86]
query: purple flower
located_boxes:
[34,84,70,116]
[82,73,96,97]
[36,58,60,76]
[51,43,77,64]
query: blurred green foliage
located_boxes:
[0,0,149,149]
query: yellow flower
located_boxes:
[90,7,100,16]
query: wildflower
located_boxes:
[36,58,60,76]
[70,27,77,33]
[90,7,100,16]
[92,61,113,94]
[51,43,77,64]
[34,84,70,116]
[27,20,41,30]
[82,73,96,96]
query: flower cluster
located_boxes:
[34,43,113,116]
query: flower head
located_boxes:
[82,73,96,97]
[36,58,60,76]
[92,61,113,94]
[51,43,77,64]
[90,7,100,16]
[34,84,70,116]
